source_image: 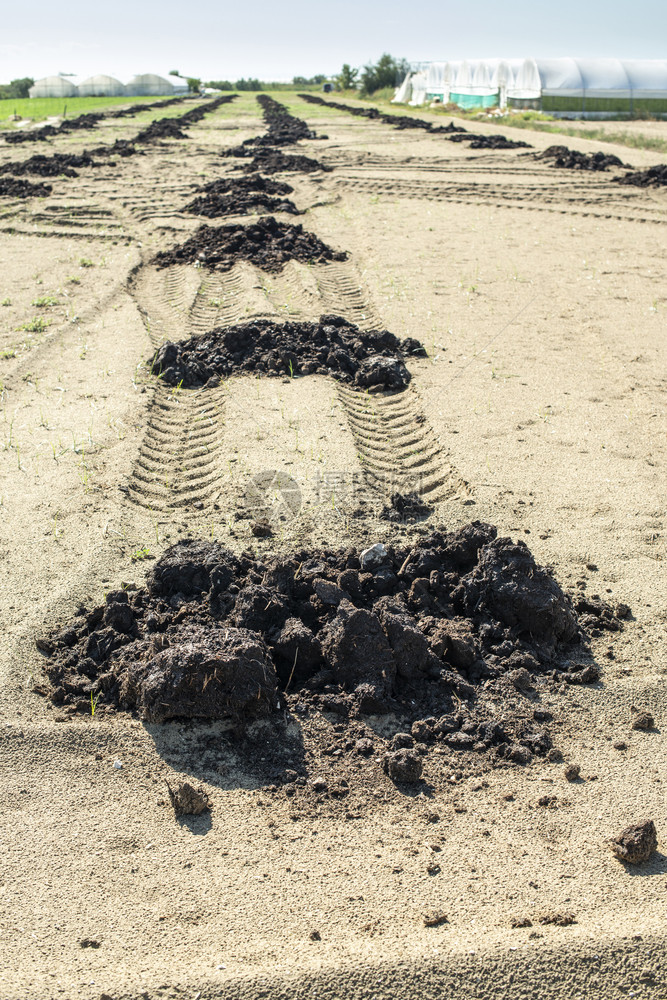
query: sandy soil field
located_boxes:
[0,94,666,1000]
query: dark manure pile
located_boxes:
[183,190,299,218]
[613,163,667,188]
[537,145,629,170]
[198,173,293,197]
[243,94,320,147]
[38,526,626,775]
[151,315,425,391]
[0,151,105,178]
[151,217,346,273]
[223,146,331,174]
[0,176,52,198]
[445,132,532,150]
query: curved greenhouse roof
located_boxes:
[29,76,79,99]
[78,75,125,97]
[125,73,175,96]
[401,58,667,114]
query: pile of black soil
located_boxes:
[198,173,293,197]
[151,217,346,273]
[446,132,532,150]
[151,315,425,390]
[242,94,320,147]
[613,163,667,188]
[183,189,299,217]
[0,151,105,178]
[380,492,433,523]
[536,145,629,170]
[0,177,52,198]
[224,146,331,173]
[38,527,625,773]
[92,139,139,158]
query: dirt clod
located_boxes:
[382,749,423,783]
[564,764,581,781]
[423,911,449,927]
[631,710,655,731]
[0,177,52,198]
[609,820,658,864]
[166,781,211,816]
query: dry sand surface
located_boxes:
[0,94,666,999]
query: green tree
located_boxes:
[186,77,201,93]
[359,54,409,96]
[336,64,358,91]
[207,80,234,91]
[8,78,34,99]
[235,78,263,91]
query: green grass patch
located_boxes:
[20,316,50,333]
[0,94,182,129]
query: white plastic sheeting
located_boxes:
[29,76,79,98]
[125,74,175,96]
[78,75,125,97]
[406,58,667,109]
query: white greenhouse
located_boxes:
[125,73,187,96]
[395,58,667,117]
[78,74,126,97]
[29,75,80,99]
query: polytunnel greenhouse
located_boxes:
[78,75,125,97]
[396,58,667,117]
[28,76,80,99]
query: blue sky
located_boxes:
[1,0,664,83]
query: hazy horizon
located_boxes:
[1,0,664,84]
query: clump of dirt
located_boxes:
[380,492,433,523]
[243,94,320,147]
[151,217,346,273]
[614,163,667,188]
[536,145,629,170]
[224,146,332,174]
[183,190,299,218]
[151,315,425,390]
[107,95,186,119]
[0,177,52,198]
[198,173,294,197]
[166,781,211,816]
[38,526,622,776]
[609,820,657,864]
[153,315,424,389]
[631,709,655,731]
[0,151,105,178]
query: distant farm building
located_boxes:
[28,73,188,99]
[396,58,667,117]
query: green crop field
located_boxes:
[0,94,181,129]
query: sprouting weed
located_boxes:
[1,297,11,306]
[79,258,94,268]
[131,546,151,561]
[90,691,102,716]
[31,296,59,308]
[20,317,49,333]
